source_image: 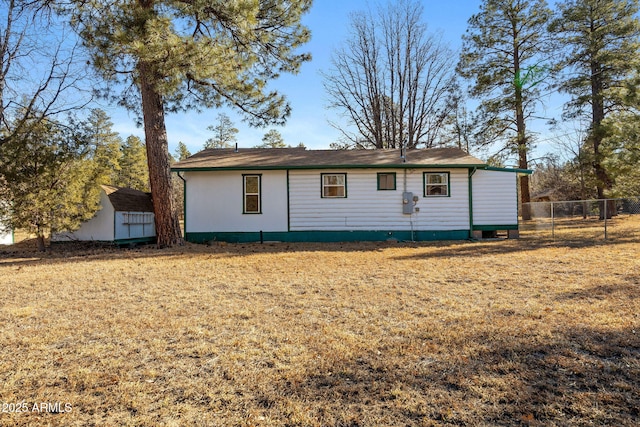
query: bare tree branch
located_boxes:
[322,0,456,149]
[0,0,92,146]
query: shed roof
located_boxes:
[101,185,154,213]
[171,147,488,171]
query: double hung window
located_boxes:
[322,174,346,198]
[243,175,261,213]
[424,172,449,197]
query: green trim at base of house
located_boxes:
[472,224,519,231]
[185,229,471,244]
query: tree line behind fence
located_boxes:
[520,198,640,240]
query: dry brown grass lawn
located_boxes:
[1,217,639,426]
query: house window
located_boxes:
[377,172,396,190]
[424,172,450,197]
[243,174,261,213]
[322,173,347,198]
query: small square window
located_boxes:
[377,173,396,190]
[424,172,449,197]
[322,174,347,198]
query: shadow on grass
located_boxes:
[270,324,640,426]
[388,236,639,261]
[557,280,640,302]
[1,232,638,269]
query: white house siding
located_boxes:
[184,170,288,233]
[472,169,518,226]
[53,191,115,242]
[288,169,470,231]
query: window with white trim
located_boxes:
[321,173,347,198]
[243,174,261,213]
[424,172,449,197]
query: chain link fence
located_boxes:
[520,197,640,241]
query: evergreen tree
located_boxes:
[79,109,122,186]
[458,0,553,219]
[174,141,192,161]
[0,115,100,251]
[255,129,286,148]
[549,0,640,216]
[68,1,312,247]
[205,113,238,149]
[117,135,149,191]
[602,112,640,197]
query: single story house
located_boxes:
[171,147,531,243]
[53,185,156,245]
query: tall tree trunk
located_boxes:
[590,60,613,220]
[36,228,46,252]
[515,96,531,220]
[138,61,183,247]
[513,32,531,221]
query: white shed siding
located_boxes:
[289,169,469,231]
[472,169,518,225]
[53,191,115,241]
[185,170,288,233]
[0,209,11,244]
[0,229,12,245]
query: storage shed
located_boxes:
[0,227,12,245]
[53,185,156,244]
[0,207,13,245]
[172,147,530,243]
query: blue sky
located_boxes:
[105,1,487,156]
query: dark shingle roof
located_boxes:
[101,186,154,212]
[171,147,486,170]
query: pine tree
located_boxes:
[602,112,640,197]
[0,115,100,251]
[458,0,553,219]
[549,0,640,217]
[255,129,286,148]
[79,109,122,186]
[174,141,192,161]
[205,113,238,149]
[118,135,149,191]
[68,1,312,247]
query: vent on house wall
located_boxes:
[122,213,154,225]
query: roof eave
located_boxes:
[484,166,533,174]
[171,163,488,172]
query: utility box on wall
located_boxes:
[402,192,414,214]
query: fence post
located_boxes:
[604,199,608,240]
[551,201,555,240]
